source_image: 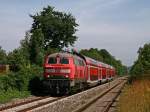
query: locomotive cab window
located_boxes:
[60,57,69,64]
[48,57,57,64]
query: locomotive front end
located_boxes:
[43,53,74,94]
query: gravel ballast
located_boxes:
[30,78,123,112]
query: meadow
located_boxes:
[118,75,150,112]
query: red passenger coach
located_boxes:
[84,57,99,82]
[43,51,116,94]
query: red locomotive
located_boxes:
[43,50,116,94]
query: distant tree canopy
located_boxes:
[0,46,7,64]
[80,48,127,75]
[130,43,150,75]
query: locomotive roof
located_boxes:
[47,52,114,69]
[83,56,114,68]
[48,52,73,58]
[84,56,99,66]
[48,52,83,60]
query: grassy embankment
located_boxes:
[0,90,30,104]
[118,75,150,112]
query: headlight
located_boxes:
[65,74,69,78]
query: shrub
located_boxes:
[15,65,43,91]
[0,65,43,94]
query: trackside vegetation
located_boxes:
[0,65,43,103]
[130,43,150,76]
[118,43,150,112]
[118,76,150,112]
[0,5,126,103]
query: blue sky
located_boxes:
[0,0,150,66]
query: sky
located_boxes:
[0,0,150,66]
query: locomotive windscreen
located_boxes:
[60,58,69,64]
[48,57,69,64]
[48,57,57,64]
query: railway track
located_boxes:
[73,78,127,112]
[0,96,64,112]
[0,77,127,112]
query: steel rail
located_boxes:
[101,80,126,112]
[73,78,127,112]
[0,96,49,111]
[17,97,65,112]
[0,96,64,112]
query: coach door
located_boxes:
[74,58,85,80]
[99,67,102,80]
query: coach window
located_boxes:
[78,59,84,66]
[81,60,85,66]
[60,57,69,64]
[78,59,81,66]
[48,57,57,64]
[74,58,79,65]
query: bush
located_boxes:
[15,65,43,91]
[0,65,43,94]
[0,73,17,93]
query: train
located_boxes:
[43,50,116,94]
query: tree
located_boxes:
[7,31,32,71]
[20,5,79,65]
[7,48,28,72]
[20,31,31,65]
[0,46,7,64]
[30,6,78,50]
[130,43,150,75]
[7,32,33,71]
[29,29,45,65]
[80,48,103,61]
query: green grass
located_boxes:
[0,90,30,104]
